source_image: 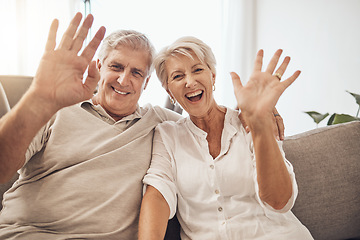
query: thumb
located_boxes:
[84,61,100,96]
[230,72,243,91]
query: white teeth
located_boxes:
[186,90,203,98]
[114,88,128,95]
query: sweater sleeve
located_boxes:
[24,114,55,166]
[153,105,182,123]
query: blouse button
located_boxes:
[210,165,214,169]
[215,189,220,194]
[218,207,223,212]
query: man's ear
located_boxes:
[96,59,102,71]
[143,76,150,90]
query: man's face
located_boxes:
[96,46,151,120]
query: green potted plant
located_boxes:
[305,91,360,127]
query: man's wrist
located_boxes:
[21,86,59,122]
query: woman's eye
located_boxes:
[173,74,183,81]
[194,68,204,73]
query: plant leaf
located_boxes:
[327,113,336,125]
[346,91,360,106]
[332,113,360,124]
[304,111,329,124]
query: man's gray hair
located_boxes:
[97,30,156,76]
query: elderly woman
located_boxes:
[138,37,313,240]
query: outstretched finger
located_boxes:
[81,26,106,62]
[274,56,290,79]
[58,12,83,50]
[265,49,283,74]
[281,70,301,91]
[71,14,94,53]
[45,19,59,51]
[252,49,264,73]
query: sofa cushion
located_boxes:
[283,121,360,240]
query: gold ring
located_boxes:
[274,72,282,80]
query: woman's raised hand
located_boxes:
[231,49,300,125]
[31,13,106,113]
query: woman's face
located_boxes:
[165,52,216,117]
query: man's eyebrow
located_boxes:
[109,61,122,65]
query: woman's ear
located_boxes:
[212,72,216,85]
[166,89,176,105]
[166,89,174,99]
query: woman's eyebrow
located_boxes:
[169,70,183,77]
[192,63,204,68]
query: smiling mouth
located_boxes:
[112,87,129,95]
[185,90,203,102]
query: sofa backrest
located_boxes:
[283,121,360,240]
[0,75,33,109]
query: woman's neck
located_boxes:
[190,104,226,159]
[190,104,226,132]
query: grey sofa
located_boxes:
[1,75,360,240]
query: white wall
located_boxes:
[255,0,360,135]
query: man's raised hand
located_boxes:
[31,12,106,114]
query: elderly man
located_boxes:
[0,13,180,239]
[0,13,284,239]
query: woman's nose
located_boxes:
[185,76,197,88]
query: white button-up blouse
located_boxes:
[143,108,313,240]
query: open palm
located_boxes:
[32,13,105,112]
[231,49,300,122]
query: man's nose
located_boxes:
[117,71,131,86]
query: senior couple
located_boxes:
[0,13,313,239]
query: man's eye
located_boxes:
[133,71,143,78]
[109,65,122,71]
